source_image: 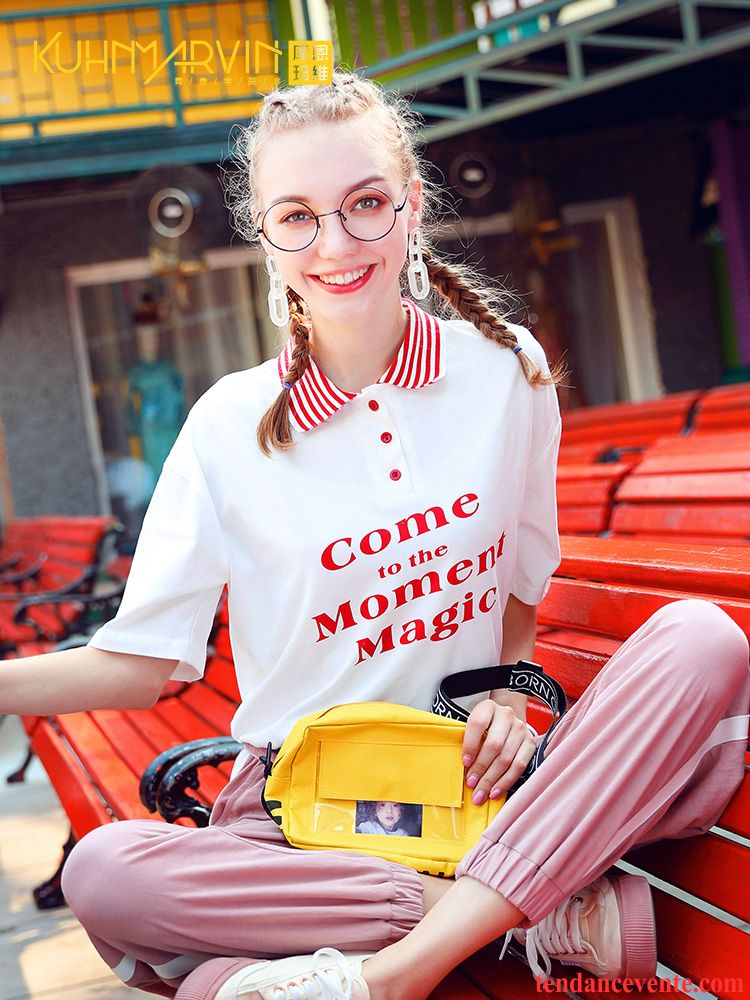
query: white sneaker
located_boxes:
[215,947,373,999]
[500,872,656,981]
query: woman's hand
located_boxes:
[462,699,539,805]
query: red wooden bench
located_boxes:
[24,594,235,839]
[0,517,49,575]
[1,517,125,799]
[556,385,750,540]
[0,516,121,654]
[558,380,750,465]
[609,432,750,545]
[25,538,750,998]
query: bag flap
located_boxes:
[316,739,464,807]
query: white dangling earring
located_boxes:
[407,227,430,300]
[265,255,290,327]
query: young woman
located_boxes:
[3,71,748,1000]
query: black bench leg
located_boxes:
[7,743,35,784]
[33,829,77,911]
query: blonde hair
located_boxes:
[223,70,565,457]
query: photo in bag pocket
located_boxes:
[354,800,423,837]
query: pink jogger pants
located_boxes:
[61,600,750,997]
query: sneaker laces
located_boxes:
[498,894,587,982]
[272,948,358,1000]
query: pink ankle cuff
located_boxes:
[455,838,565,927]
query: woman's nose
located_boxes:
[315,212,358,256]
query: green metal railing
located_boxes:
[341,0,750,141]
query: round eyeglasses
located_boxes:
[257,185,410,252]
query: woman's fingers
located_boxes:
[461,699,499,767]
[480,730,537,802]
[462,700,537,804]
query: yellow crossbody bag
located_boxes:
[259,661,567,877]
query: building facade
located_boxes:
[1,0,748,530]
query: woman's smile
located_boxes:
[308,263,377,293]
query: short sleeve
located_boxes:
[87,418,230,682]
[508,328,562,606]
[509,420,562,605]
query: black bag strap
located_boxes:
[431,659,568,792]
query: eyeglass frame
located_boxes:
[256,182,412,252]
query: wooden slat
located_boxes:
[180,683,236,735]
[636,450,750,474]
[557,507,607,534]
[540,579,750,641]
[55,713,152,822]
[39,541,99,562]
[562,421,688,447]
[534,638,610,699]
[557,463,631,482]
[557,536,750,599]
[694,411,750,431]
[617,471,750,502]
[36,516,114,542]
[652,889,749,999]
[557,481,614,505]
[92,710,172,783]
[649,430,750,453]
[152,696,226,742]
[30,721,111,839]
[558,443,611,463]
[610,503,750,540]
[562,392,699,430]
[700,384,750,406]
[613,532,750,546]
[626,832,750,922]
[538,630,621,657]
[203,655,241,702]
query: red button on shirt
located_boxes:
[368,400,380,411]
[390,469,401,481]
[380,432,392,444]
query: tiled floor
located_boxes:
[0,715,152,999]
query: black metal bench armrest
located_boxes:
[0,554,21,573]
[0,565,97,605]
[11,582,125,640]
[140,737,243,827]
[0,558,44,588]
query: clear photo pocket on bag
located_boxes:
[312,740,467,844]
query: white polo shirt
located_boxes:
[88,298,561,748]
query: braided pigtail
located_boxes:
[256,289,313,456]
[421,247,565,388]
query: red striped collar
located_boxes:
[277,298,445,433]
